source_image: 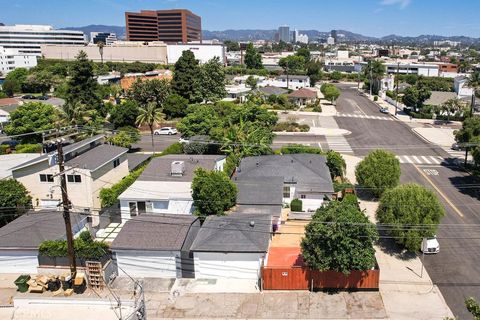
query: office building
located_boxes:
[327,36,335,45]
[0,46,37,74]
[278,26,290,43]
[0,24,85,56]
[90,32,118,45]
[331,29,338,43]
[125,9,201,43]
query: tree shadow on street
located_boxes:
[376,230,417,261]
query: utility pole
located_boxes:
[395,62,400,116]
[369,64,373,96]
[57,141,77,277]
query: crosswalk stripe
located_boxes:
[420,156,432,164]
[411,156,421,164]
[429,156,441,164]
[402,156,412,163]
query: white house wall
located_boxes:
[0,250,38,274]
[114,250,180,278]
[194,252,265,280]
[120,199,194,221]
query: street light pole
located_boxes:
[395,62,400,116]
[369,64,373,96]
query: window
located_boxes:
[39,174,54,182]
[67,175,82,183]
[283,186,291,198]
[300,194,306,199]
[153,201,169,210]
[113,158,120,168]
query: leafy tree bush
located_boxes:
[290,198,303,211]
[465,297,480,320]
[107,126,140,149]
[171,50,201,102]
[39,231,110,259]
[182,135,210,155]
[99,163,147,207]
[15,144,42,153]
[326,150,346,179]
[0,179,32,227]
[355,149,400,197]
[162,142,184,155]
[0,145,9,155]
[192,168,237,217]
[4,68,28,93]
[376,183,445,251]
[195,57,227,102]
[244,43,263,69]
[301,201,378,274]
[279,144,323,154]
[127,78,171,107]
[163,94,189,119]
[109,100,139,129]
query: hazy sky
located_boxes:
[1,0,480,37]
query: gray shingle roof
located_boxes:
[277,75,309,81]
[424,91,457,106]
[256,86,288,96]
[190,214,271,253]
[0,211,86,250]
[111,214,198,251]
[139,154,225,182]
[66,144,127,171]
[235,176,283,205]
[237,154,334,194]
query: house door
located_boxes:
[137,201,146,214]
[129,202,137,217]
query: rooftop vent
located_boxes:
[171,161,185,176]
[249,221,255,227]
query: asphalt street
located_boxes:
[334,84,480,319]
[132,133,179,152]
[272,134,328,150]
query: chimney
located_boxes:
[171,161,185,176]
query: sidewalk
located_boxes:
[343,155,454,320]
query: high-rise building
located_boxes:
[90,32,118,45]
[331,30,338,43]
[0,46,37,74]
[125,9,202,43]
[0,24,85,56]
[278,26,290,43]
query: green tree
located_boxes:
[466,297,480,320]
[0,179,32,227]
[171,50,201,102]
[301,201,378,274]
[191,168,237,218]
[109,100,139,129]
[224,40,240,52]
[176,104,224,140]
[363,60,386,95]
[326,150,346,179]
[296,47,311,62]
[244,43,263,69]
[1,80,16,97]
[402,86,431,110]
[376,183,445,251]
[26,70,57,95]
[4,102,59,143]
[466,71,480,115]
[65,51,100,107]
[163,94,189,119]
[4,68,28,93]
[196,56,227,102]
[455,115,480,166]
[106,126,140,149]
[97,41,105,64]
[127,78,171,107]
[355,149,401,197]
[245,75,258,89]
[330,70,342,81]
[306,60,324,86]
[323,84,341,104]
[135,102,165,151]
[279,55,305,88]
[438,98,462,122]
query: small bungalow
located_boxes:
[191,213,272,281]
[424,91,457,107]
[288,88,318,106]
[111,214,200,278]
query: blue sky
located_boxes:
[1,0,480,37]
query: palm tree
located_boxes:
[363,60,386,95]
[440,98,462,123]
[135,102,165,152]
[466,71,480,115]
[97,41,105,64]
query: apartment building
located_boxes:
[0,46,37,74]
[125,9,201,43]
[0,24,85,56]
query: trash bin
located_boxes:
[47,279,61,291]
[14,275,31,293]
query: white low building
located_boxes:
[0,46,37,74]
[267,75,311,90]
[118,155,226,222]
[167,44,226,64]
[454,76,474,98]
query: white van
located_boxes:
[421,236,440,254]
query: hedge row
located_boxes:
[38,231,110,259]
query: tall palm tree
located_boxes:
[466,71,480,114]
[363,60,386,95]
[440,98,461,123]
[136,102,165,152]
[97,41,105,64]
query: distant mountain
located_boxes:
[61,25,126,40]
[60,25,480,44]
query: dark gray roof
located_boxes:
[66,144,127,171]
[127,153,151,171]
[139,154,225,182]
[11,135,105,171]
[235,204,282,215]
[424,91,457,106]
[256,86,288,96]
[191,214,271,253]
[237,154,334,193]
[111,214,198,251]
[0,211,86,250]
[277,75,309,81]
[235,176,283,205]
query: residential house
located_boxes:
[288,88,318,106]
[11,135,129,223]
[0,108,9,125]
[111,214,200,278]
[0,211,86,273]
[424,91,457,107]
[235,154,334,211]
[191,213,272,281]
[0,97,20,114]
[0,154,39,179]
[118,155,226,221]
[254,85,288,97]
[120,70,173,91]
[224,84,251,102]
[270,75,310,90]
[454,76,474,98]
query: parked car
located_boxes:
[179,136,189,144]
[37,95,49,100]
[379,107,389,114]
[22,94,35,99]
[451,143,466,151]
[1,140,20,149]
[421,236,440,254]
[154,127,177,135]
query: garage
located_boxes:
[114,250,180,278]
[0,250,38,274]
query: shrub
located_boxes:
[0,145,10,155]
[291,198,303,211]
[279,144,322,154]
[273,122,309,132]
[39,234,110,260]
[15,144,42,153]
[342,193,359,207]
[162,142,184,155]
[333,181,354,192]
[373,95,379,101]
[99,163,147,207]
